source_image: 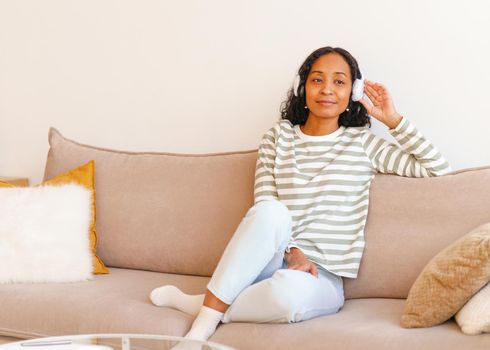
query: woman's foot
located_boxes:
[170,306,224,350]
[184,305,224,340]
[150,285,204,316]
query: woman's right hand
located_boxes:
[284,247,318,278]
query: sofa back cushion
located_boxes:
[44,128,256,277]
[343,165,490,299]
[44,128,490,298]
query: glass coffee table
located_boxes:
[0,334,235,350]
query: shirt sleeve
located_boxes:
[254,124,280,204]
[285,238,301,253]
[360,116,452,177]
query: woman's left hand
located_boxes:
[284,248,318,278]
[358,80,403,129]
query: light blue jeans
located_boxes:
[207,200,344,324]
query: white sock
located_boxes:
[150,285,204,316]
[185,306,224,341]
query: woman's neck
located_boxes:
[300,116,340,136]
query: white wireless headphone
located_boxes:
[351,75,365,102]
[293,72,365,102]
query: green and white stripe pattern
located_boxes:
[254,116,451,278]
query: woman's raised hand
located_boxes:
[358,80,402,129]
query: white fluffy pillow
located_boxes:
[456,282,490,334]
[0,184,93,283]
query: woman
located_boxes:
[150,46,452,342]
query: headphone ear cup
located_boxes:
[293,75,300,97]
[352,78,364,102]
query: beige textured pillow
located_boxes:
[401,222,490,328]
[455,282,490,334]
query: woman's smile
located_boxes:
[316,99,337,107]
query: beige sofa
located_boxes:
[1,127,490,350]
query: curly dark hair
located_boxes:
[280,46,371,128]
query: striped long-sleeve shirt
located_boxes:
[254,116,451,278]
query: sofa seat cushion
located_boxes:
[0,268,208,338]
[213,299,490,350]
[1,269,490,350]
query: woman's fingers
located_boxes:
[365,80,385,92]
[366,81,391,101]
[288,263,308,271]
[363,85,377,103]
[364,80,379,95]
[309,263,318,278]
[358,98,372,113]
[364,84,381,105]
[363,89,376,106]
[288,262,318,277]
[364,80,393,110]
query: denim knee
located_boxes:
[250,200,292,226]
[265,269,343,323]
[250,200,292,244]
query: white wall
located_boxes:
[1,0,489,184]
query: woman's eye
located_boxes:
[335,80,345,85]
[313,78,322,83]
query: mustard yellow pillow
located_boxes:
[401,222,490,328]
[0,161,108,274]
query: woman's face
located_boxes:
[305,53,353,121]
